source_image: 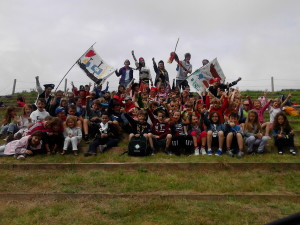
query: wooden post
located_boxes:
[271,76,274,92]
[12,79,16,95]
[64,78,68,93]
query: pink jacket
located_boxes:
[249,99,271,124]
[4,136,42,155]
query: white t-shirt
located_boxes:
[30,109,50,123]
[269,106,281,123]
[125,70,130,82]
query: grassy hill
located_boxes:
[0,90,299,225]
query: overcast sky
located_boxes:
[0,0,300,95]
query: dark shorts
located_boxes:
[152,137,166,148]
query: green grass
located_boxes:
[0,198,299,225]
[0,90,299,225]
[0,169,299,194]
[0,151,299,164]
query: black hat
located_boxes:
[79,85,85,91]
[43,84,55,89]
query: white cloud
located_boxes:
[0,0,300,94]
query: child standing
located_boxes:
[243,110,270,154]
[62,116,82,156]
[271,112,296,155]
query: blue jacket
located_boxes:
[115,67,133,84]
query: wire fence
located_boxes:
[1,76,299,96]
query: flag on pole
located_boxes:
[77,47,115,84]
[186,58,226,93]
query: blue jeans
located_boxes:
[0,123,19,135]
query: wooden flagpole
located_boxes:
[55,42,96,92]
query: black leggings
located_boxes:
[274,134,295,152]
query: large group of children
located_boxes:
[0,53,297,159]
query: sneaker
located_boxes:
[278,151,283,155]
[207,150,213,156]
[200,148,206,155]
[290,149,296,156]
[83,135,90,143]
[84,152,96,157]
[99,145,106,153]
[194,147,200,156]
[150,147,155,156]
[237,151,244,159]
[227,150,234,157]
[17,155,25,160]
[215,149,223,156]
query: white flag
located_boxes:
[77,47,115,84]
[186,58,226,93]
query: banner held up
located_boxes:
[77,47,115,85]
[186,58,226,93]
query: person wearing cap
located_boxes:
[176,53,192,91]
[35,76,55,112]
[71,82,90,106]
[238,100,251,124]
[202,59,209,66]
[55,107,66,121]
[115,59,134,88]
[132,50,153,86]
[124,96,135,113]
[152,58,169,87]
[208,77,242,98]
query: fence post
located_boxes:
[12,79,16,95]
[271,76,274,92]
[64,78,68,93]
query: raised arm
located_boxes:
[35,76,43,94]
[280,93,292,108]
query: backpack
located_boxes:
[128,135,149,156]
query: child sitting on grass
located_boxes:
[0,106,20,140]
[247,95,271,136]
[62,116,82,156]
[123,109,154,154]
[147,109,172,155]
[186,114,207,156]
[206,112,225,156]
[225,112,244,158]
[30,99,50,123]
[15,104,33,138]
[84,112,119,156]
[243,110,270,154]
[271,112,296,156]
[169,110,193,155]
[83,98,103,142]
[0,131,43,160]
[44,117,63,155]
